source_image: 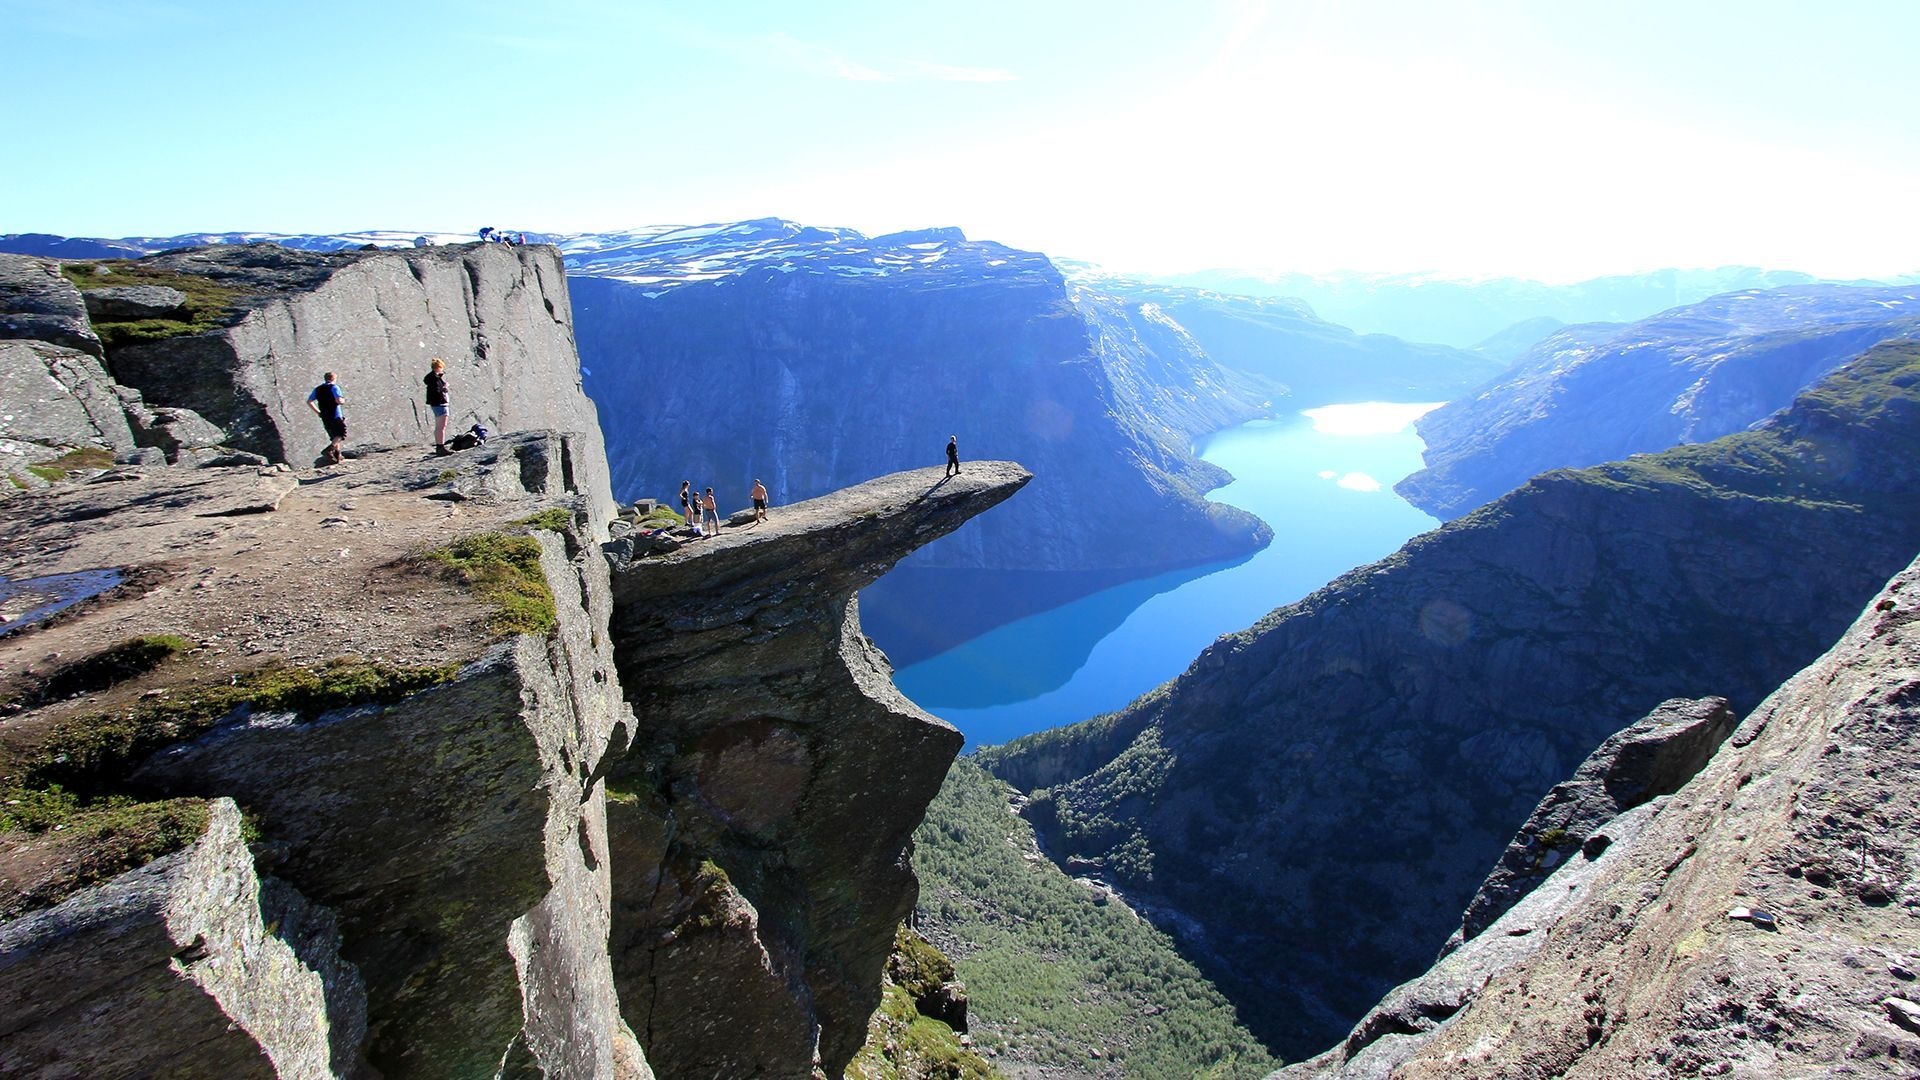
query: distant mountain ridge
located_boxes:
[1399,282,1920,518]
[1129,265,1919,348]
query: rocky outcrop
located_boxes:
[0,433,639,1077]
[0,799,364,1077]
[1445,695,1737,952]
[83,284,188,321]
[601,462,1030,1078]
[1296,551,1920,1078]
[1399,285,1920,518]
[0,339,136,460]
[0,253,101,358]
[982,340,1920,1059]
[83,242,612,516]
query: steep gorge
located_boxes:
[983,341,1920,1059]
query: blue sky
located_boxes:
[5,0,1918,279]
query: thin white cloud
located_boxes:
[761,32,1014,84]
[910,61,1018,84]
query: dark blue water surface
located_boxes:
[884,403,1442,746]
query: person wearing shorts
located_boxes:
[307,372,347,464]
[751,479,769,523]
[701,487,720,536]
[425,358,451,454]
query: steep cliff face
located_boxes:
[62,242,612,516]
[569,225,1267,579]
[982,340,1920,1059]
[0,433,637,1077]
[0,439,1022,1077]
[1399,285,1920,518]
[1284,553,1920,1078]
[600,464,1029,1077]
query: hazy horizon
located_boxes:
[7,0,1919,281]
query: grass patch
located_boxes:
[0,795,212,919]
[850,983,1000,1080]
[635,506,684,529]
[28,634,192,708]
[514,508,574,533]
[424,532,558,636]
[22,447,115,484]
[8,658,461,800]
[912,759,1277,1078]
[60,261,250,350]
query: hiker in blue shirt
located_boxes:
[307,373,347,464]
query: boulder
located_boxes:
[0,799,367,1077]
[0,339,135,456]
[100,243,614,520]
[82,284,188,321]
[0,253,101,358]
[126,403,229,462]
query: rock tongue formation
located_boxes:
[0,231,1025,1076]
[601,462,1031,1077]
[1285,552,1920,1077]
[0,445,1023,1077]
[983,340,1920,1059]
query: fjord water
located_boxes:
[888,402,1442,746]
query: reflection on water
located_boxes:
[881,402,1442,746]
[0,568,125,636]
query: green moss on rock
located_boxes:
[22,447,115,484]
[59,261,250,350]
[424,532,558,636]
[513,508,574,533]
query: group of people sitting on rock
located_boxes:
[477,227,528,246]
[678,479,770,537]
[304,359,486,466]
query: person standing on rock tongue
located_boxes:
[425,358,451,455]
[945,435,961,478]
[751,478,769,523]
[680,481,696,531]
[307,372,347,465]
[701,487,720,536]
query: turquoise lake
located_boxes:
[884,402,1443,747]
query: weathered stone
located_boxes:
[0,253,101,357]
[98,243,613,519]
[1354,553,1920,1078]
[0,339,135,454]
[1445,695,1737,951]
[0,799,367,1077]
[603,462,1030,1078]
[134,519,635,1078]
[127,403,229,462]
[83,284,188,320]
[1276,798,1667,1080]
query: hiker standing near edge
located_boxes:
[679,480,696,533]
[751,478,769,523]
[945,434,961,478]
[307,372,347,465]
[425,358,451,455]
[701,487,720,536]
